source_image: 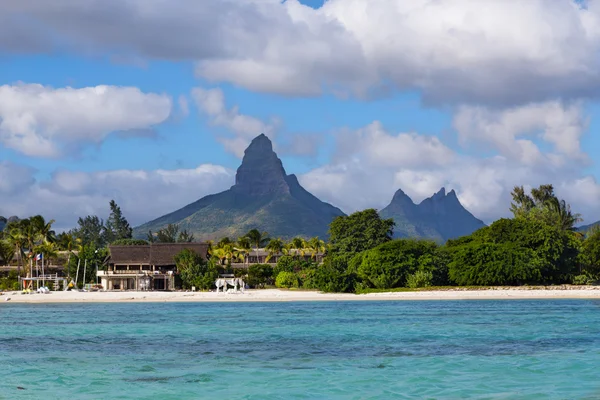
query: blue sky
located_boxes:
[1,0,599,230]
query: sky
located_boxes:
[1,0,600,231]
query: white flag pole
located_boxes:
[41,253,45,288]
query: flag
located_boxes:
[36,254,42,261]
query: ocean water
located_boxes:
[2,300,600,399]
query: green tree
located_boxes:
[177,230,195,243]
[0,239,14,266]
[275,271,300,288]
[447,218,579,285]
[307,237,326,260]
[265,238,285,262]
[510,184,582,231]
[244,229,270,262]
[236,236,252,265]
[72,215,106,248]
[68,245,108,286]
[56,232,80,275]
[104,200,133,243]
[579,228,600,278]
[448,242,543,286]
[247,264,274,288]
[5,221,25,277]
[328,209,394,258]
[287,237,307,258]
[155,224,179,243]
[356,239,441,289]
[174,248,218,290]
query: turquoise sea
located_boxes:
[2,300,600,399]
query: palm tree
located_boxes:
[265,238,285,263]
[236,236,252,266]
[6,223,25,279]
[544,197,583,232]
[57,232,79,277]
[31,215,56,244]
[307,237,326,261]
[287,237,307,259]
[244,229,270,263]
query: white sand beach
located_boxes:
[2,287,600,303]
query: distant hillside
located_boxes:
[134,134,345,240]
[380,188,486,242]
[578,221,600,233]
[0,216,18,232]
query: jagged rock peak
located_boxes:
[244,133,273,154]
[432,187,446,199]
[391,188,415,204]
[234,134,289,196]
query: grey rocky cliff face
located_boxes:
[233,133,290,197]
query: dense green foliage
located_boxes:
[247,264,274,288]
[328,209,394,258]
[147,224,195,243]
[355,239,444,289]
[275,271,300,288]
[174,249,218,290]
[579,229,600,277]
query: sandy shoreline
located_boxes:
[2,287,600,303]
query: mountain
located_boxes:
[0,216,18,232]
[134,134,345,240]
[578,221,600,233]
[379,188,486,242]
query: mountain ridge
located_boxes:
[380,187,486,242]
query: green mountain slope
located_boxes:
[133,134,345,240]
[380,188,486,242]
[578,220,600,233]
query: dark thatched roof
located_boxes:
[109,245,151,264]
[109,243,209,266]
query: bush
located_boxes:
[247,264,273,288]
[274,255,315,277]
[357,239,440,289]
[298,268,318,290]
[448,242,543,286]
[275,271,300,289]
[312,258,356,293]
[572,274,594,285]
[406,270,433,288]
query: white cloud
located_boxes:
[454,101,589,165]
[191,87,279,157]
[0,83,172,157]
[299,117,600,224]
[334,121,455,168]
[3,1,600,105]
[0,162,234,232]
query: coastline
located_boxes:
[2,287,600,303]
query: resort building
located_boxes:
[98,243,209,291]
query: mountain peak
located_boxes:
[245,133,272,153]
[391,188,415,205]
[380,186,486,242]
[432,187,446,199]
[234,134,289,196]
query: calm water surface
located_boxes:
[1,300,600,399]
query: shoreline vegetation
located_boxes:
[1,184,600,295]
[2,286,600,303]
